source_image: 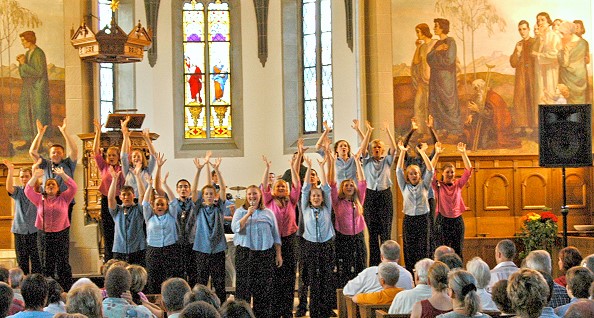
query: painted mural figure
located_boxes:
[185,56,203,104]
[510,20,536,134]
[532,12,561,104]
[411,23,436,136]
[17,31,50,144]
[212,61,228,103]
[557,21,589,104]
[427,18,461,142]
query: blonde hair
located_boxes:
[66,283,103,318]
[126,265,147,295]
[241,185,265,210]
[428,261,449,291]
[404,164,421,184]
[337,179,363,215]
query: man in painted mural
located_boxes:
[510,20,536,136]
[427,18,462,143]
[17,31,50,148]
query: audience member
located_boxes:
[66,283,103,318]
[0,282,13,318]
[490,280,514,316]
[507,268,549,318]
[53,314,88,318]
[219,300,255,318]
[564,299,594,318]
[353,262,403,304]
[523,250,570,308]
[554,266,594,317]
[465,257,498,311]
[437,253,463,270]
[161,278,191,318]
[434,246,455,260]
[125,265,162,318]
[183,284,221,309]
[581,254,594,273]
[180,301,221,318]
[555,246,583,287]
[8,269,24,303]
[409,261,452,318]
[101,266,153,318]
[8,273,52,318]
[438,270,488,318]
[389,258,434,314]
[537,271,560,318]
[0,268,24,317]
[43,278,65,315]
[343,240,413,296]
[488,239,518,291]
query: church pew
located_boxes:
[375,310,410,318]
[337,288,347,318]
[344,295,391,318]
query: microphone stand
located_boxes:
[41,193,47,276]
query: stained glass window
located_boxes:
[302,0,332,134]
[183,0,232,139]
[98,0,114,126]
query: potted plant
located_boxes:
[517,208,559,259]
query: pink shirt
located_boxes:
[25,177,77,232]
[262,182,300,237]
[331,180,367,235]
[94,151,124,196]
[432,168,471,218]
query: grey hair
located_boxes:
[415,258,434,284]
[496,239,517,260]
[378,262,400,286]
[449,270,481,316]
[8,268,24,289]
[581,254,594,273]
[466,257,491,289]
[525,250,552,274]
[380,240,401,262]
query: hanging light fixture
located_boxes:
[71,0,152,63]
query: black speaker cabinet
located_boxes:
[539,104,592,167]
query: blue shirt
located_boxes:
[363,151,394,191]
[232,206,281,250]
[554,298,578,317]
[540,307,560,318]
[109,204,146,253]
[143,202,178,248]
[300,183,334,243]
[9,186,38,234]
[7,311,53,318]
[121,152,156,197]
[170,197,196,245]
[317,148,358,184]
[193,193,227,254]
[102,297,153,318]
[39,156,77,204]
[396,167,434,216]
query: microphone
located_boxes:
[123,206,129,216]
[41,192,47,200]
[249,200,257,207]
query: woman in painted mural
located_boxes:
[532,12,561,104]
[557,21,589,104]
[411,24,436,136]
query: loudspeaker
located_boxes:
[539,104,592,167]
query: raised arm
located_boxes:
[317,153,328,187]
[457,142,472,170]
[191,152,209,201]
[4,160,15,194]
[315,121,332,151]
[357,121,374,157]
[431,142,444,168]
[92,119,102,155]
[261,155,272,190]
[29,120,47,162]
[289,153,300,189]
[402,117,419,148]
[384,122,397,156]
[58,118,78,161]
[153,153,167,197]
[327,145,336,185]
[303,156,313,188]
[107,167,121,211]
[28,161,44,188]
[396,140,408,170]
[351,119,365,141]
[137,169,149,204]
[161,172,176,201]
[418,143,433,171]
[212,158,226,202]
[355,155,365,182]
[120,116,131,157]
[142,128,157,156]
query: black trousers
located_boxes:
[435,214,465,259]
[302,239,335,318]
[363,188,393,265]
[271,234,297,318]
[37,228,72,290]
[100,195,117,263]
[403,213,432,274]
[14,232,41,275]
[195,250,227,304]
[179,243,198,287]
[235,246,275,318]
[113,249,146,266]
[335,231,366,288]
[297,236,310,312]
[146,244,180,294]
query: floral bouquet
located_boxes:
[517,209,559,259]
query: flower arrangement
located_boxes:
[517,209,559,259]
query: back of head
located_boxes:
[162,278,191,313]
[465,257,491,289]
[538,270,555,303]
[434,245,455,260]
[564,299,594,318]
[66,283,103,318]
[219,299,255,318]
[22,273,49,309]
[380,240,401,262]
[524,250,552,274]
[53,313,89,318]
[0,282,13,318]
[184,284,221,309]
[496,239,517,260]
[566,266,594,299]
[582,254,594,273]
[46,278,64,304]
[0,267,8,283]
[378,262,400,287]
[438,253,463,270]
[448,270,480,316]
[414,258,434,284]
[428,261,449,291]
[559,246,583,272]
[507,268,548,317]
[126,265,147,294]
[105,266,131,298]
[100,259,129,277]
[8,268,24,289]
[181,301,221,318]
[491,280,513,314]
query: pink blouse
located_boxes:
[94,151,124,197]
[25,177,77,232]
[262,182,300,237]
[331,180,367,235]
[432,168,472,218]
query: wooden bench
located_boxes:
[337,289,347,318]
[344,295,391,318]
[375,310,410,318]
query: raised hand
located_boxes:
[365,120,374,132]
[163,172,169,184]
[53,166,65,177]
[32,158,42,170]
[411,117,419,130]
[323,120,332,132]
[33,168,44,178]
[212,157,222,169]
[262,155,271,168]
[434,142,444,154]
[36,119,48,135]
[303,155,313,167]
[120,116,131,131]
[142,128,151,139]
[193,157,205,170]
[108,166,121,179]
[93,119,103,132]
[58,118,68,134]
[204,150,212,164]
[3,160,14,171]
[133,164,143,176]
[297,137,309,153]
[351,119,360,131]
[156,152,167,167]
[418,142,429,152]
[426,115,434,128]
[397,140,408,152]
[457,142,467,153]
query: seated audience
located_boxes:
[43,278,65,315]
[507,268,549,318]
[161,278,191,318]
[434,246,455,260]
[410,261,453,318]
[0,267,23,317]
[66,283,103,318]
[389,258,434,314]
[554,266,594,317]
[488,239,518,291]
[180,301,221,318]
[466,257,498,311]
[183,284,221,310]
[580,253,594,273]
[53,314,88,318]
[126,264,162,318]
[8,273,53,318]
[343,240,413,296]
[564,300,594,318]
[101,266,153,318]
[8,269,24,303]
[352,262,404,304]
[437,253,463,270]
[555,247,583,287]
[490,280,515,317]
[0,282,14,318]
[537,271,561,318]
[437,270,489,318]
[219,300,255,318]
[523,250,570,308]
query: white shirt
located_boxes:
[488,261,518,292]
[389,283,432,314]
[477,288,498,311]
[343,263,414,296]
